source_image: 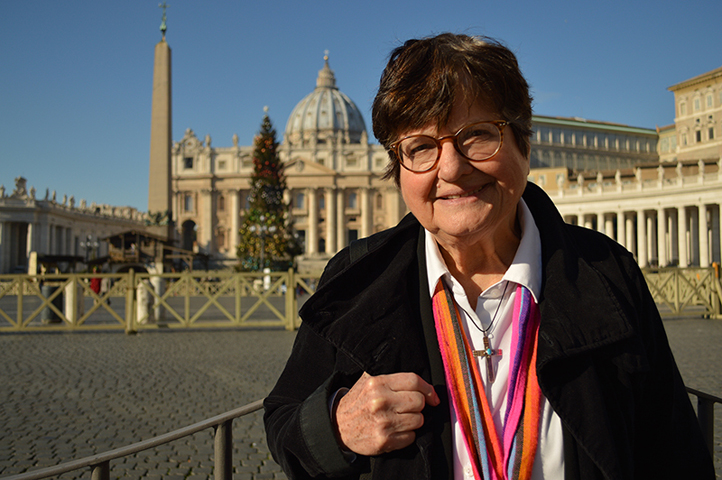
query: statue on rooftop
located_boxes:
[12,177,27,198]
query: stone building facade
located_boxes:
[0,177,149,273]
[172,58,400,271]
[667,65,722,162]
[171,57,681,271]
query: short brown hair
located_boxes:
[371,33,533,186]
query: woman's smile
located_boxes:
[435,184,488,201]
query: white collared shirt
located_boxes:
[424,198,564,480]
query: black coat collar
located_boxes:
[299,213,429,376]
[522,183,637,368]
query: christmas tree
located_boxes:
[237,113,301,271]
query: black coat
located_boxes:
[264,183,714,479]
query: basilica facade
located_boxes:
[173,57,722,271]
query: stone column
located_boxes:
[669,211,678,266]
[38,222,49,256]
[657,208,667,267]
[604,215,614,239]
[200,190,213,254]
[307,188,318,255]
[626,215,635,255]
[230,190,240,255]
[64,227,71,255]
[710,203,722,262]
[647,214,656,266]
[336,188,345,250]
[678,206,688,267]
[66,228,72,256]
[584,214,593,230]
[637,210,647,267]
[0,223,6,273]
[26,222,35,258]
[616,211,626,248]
[597,213,605,235]
[325,188,337,254]
[698,203,709,267]
[360,187,371,238]
[173,192,180,236]
[382,188,401,225]
[56,227,64,256]
[50,224,57,255]
[690,207,699,265]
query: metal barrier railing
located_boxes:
[1,266,719,333]
[0,270,322,333]
[687,387,722,456]
[642,265,722,318]
[1,388,718,480]
[1,399,264,480]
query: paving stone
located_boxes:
[191,466,213,476]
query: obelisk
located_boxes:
[147,2,172,240]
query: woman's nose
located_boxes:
[436,139,472,180]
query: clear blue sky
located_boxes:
[2,0,720,211]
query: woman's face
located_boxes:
[398,94,529,250]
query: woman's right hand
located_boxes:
[333,371,440,456]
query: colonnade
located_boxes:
[562,202,722,268]
[0,219,116,273]
[0,221,66,260]
[191,185,404,260]
[300,186,379,256]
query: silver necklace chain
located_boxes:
[469,281,510,337]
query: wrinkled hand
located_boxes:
[333,372,440,456]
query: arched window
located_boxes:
[218,194,225,212]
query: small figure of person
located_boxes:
[90,266,102,305]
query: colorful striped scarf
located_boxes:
[432,281,543,480]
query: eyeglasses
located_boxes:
[390,120,508,173]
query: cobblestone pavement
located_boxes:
[661,317,722,477]
[0,329,297,479]
[1,317,720,479]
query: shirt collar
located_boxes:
[425,198,542,303]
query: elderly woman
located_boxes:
[264,34,713,480]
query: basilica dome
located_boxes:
[284,55,367,146]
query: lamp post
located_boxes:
[80,234,99,266]
[248,215,277,271]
